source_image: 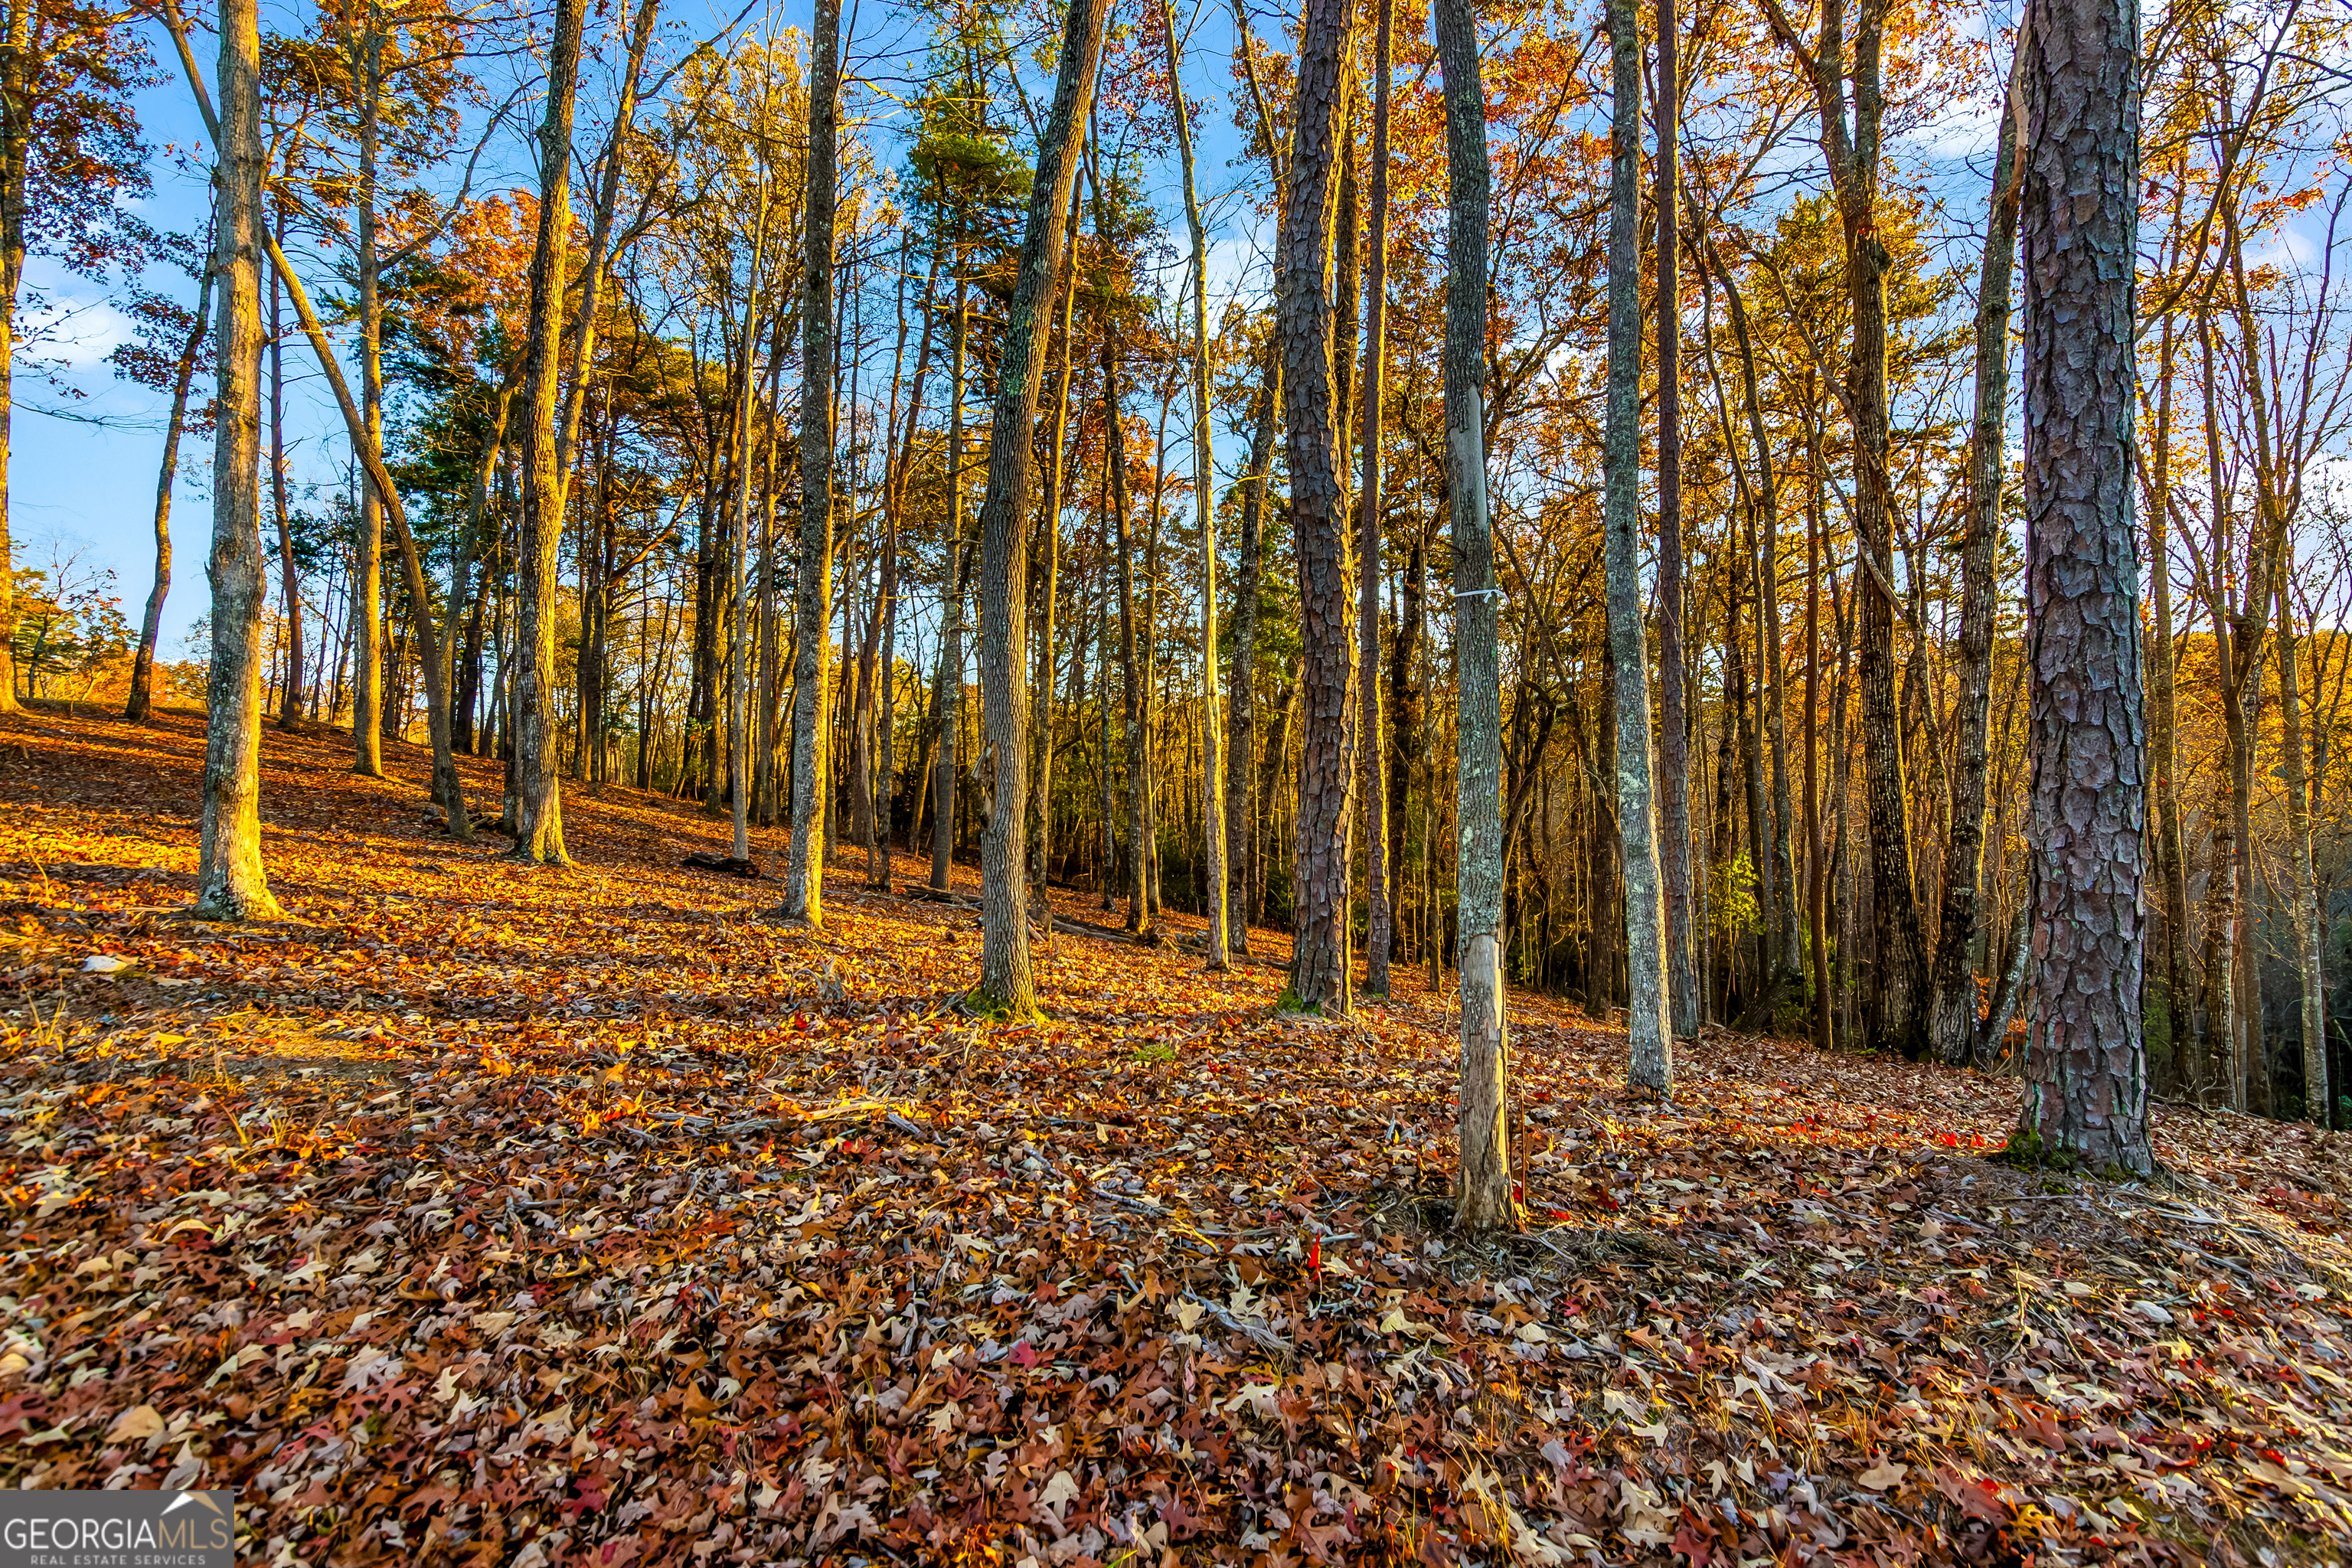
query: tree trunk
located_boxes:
[1436,0,1510,1230]
[970,0,1108,1011]
[1027,184,1083,910]
[193,0,280,920]
[0,0,28,715]
[349,25,386,777]
[270,240,305,733]
[2277,576,2327,1122]
[1931,61,2021,1065]
[1653,0,1698,1038]
[730,214,773,866]
[780,0,842,919]
[2014,0,2151,1174]
[1158,0,1228,972]
[1603,0,1671,1089]
[1276,0,1357,1014]
[1760,0,1927,1058]
[509,0,586,865]
[931,279,970,893]
[1356,0,1393,995]
[2146,319,2191,1085]
[128,260,214,723]
[1227,347,1277,949]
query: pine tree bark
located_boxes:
[1436,0,1511,1230]
[194,0,280,920]
[2014,0,2151,1174]
[127,260,214,724]
[1606,0,1671,1089]
[781,0,842,922]
[510,0,586,865]
[972,0,1109,1012]
[1931,72,2021,1065]
[1276,0,1357,1014]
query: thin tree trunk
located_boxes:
[1606,0,1670,1087]
[730,208,773,866]
[1159,0,1227,972]
[349,24,387,776]
[269,230,306,733]
[1227,348,1277,949]
[1027,182,1083,908]
[2014,0,2151,1174]
[193,0,280,918]
[2278,575,2327,1122]
[1931,58,2021,1064]
[128,258,214,723]
[1276,0,1357,1013]
[932,279,970,892]
[1107,315,1153,940]
[1357,0,1392,994]
[1436,0,1510,1229]
[2147,318,2192,1083]
[972,0,1110,1011]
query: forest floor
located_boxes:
[2,705,2351,1567]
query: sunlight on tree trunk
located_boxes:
[194,0,280,922]
[971,0,1110,1016]
[1276,0,1357,1018]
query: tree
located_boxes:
[509,0,588,866]
[1436,0,1507,1230]
[1652,0,1697,1039]
[971,0,1112,1015]
[194,0,281,920]
[1760,0,1932,1060]
[1930,53,2022,1067]
[0,0,153,717]
[2012,0,2151,1175]
[120,245,214,723]
[1159,0,1227,975]
[780,0,841,923]
[1604,0,1669,1092]
[1275,0,1355,1016]
[1356,0,1391,997]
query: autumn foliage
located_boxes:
[3,709,2350,1563]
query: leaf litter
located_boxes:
[4,708,2352,1566]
